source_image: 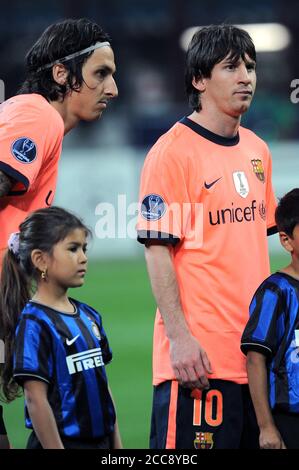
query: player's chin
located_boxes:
[82,110,104,122]
[238,95,252,108]
[69,278,86,288]
[234,101,252,115]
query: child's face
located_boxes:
[45,228,88,289]
[280,224,299,258]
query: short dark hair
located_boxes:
[185,24,256,112]
[275,188,299,237]
[17,18,110,101]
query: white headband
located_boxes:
[37,41,111,72]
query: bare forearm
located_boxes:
[108,387,123,449]
[145,244,212,388]
[27,398,64,449]
[112,420,123,449]
[246,352,274,429]
[0,171,13,197]
[247,352,286,449]
[145,244,189,340]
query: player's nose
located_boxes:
[238,64,251,84]
[105,76,118,98]
[79,250,88,263]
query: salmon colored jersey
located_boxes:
[0,93,64,251]
[137,117,277,386]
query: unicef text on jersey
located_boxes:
[0,80,4,104]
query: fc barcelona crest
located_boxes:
[194,432,214,449]
[251,159,265,182]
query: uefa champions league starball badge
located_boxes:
[92,322,101,340]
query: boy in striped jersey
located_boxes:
[241,188,299,449]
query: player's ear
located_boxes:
[52,63,69,86]
[31,249,48,272]
[279,231,293,253]
[192,75,206,92]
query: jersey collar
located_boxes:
[179,116,240,147]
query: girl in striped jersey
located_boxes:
[0,206,122,449]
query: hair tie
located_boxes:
[7,232,20,257]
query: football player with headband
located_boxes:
[0,18,118,264]
[0,17,118,447]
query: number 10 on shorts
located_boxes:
[193,389,223,427]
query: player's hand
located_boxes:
[259,425,287,449]
[169,333,212,390]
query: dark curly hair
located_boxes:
[17,18,110,101]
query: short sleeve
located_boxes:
[0,98,54,194]
[137,144,190,245]
[13,316,53,385]
[241,283,285,357]
[99,324,113,365]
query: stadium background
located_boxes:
[1,0,298,448]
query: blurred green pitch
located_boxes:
[3,253,289,448]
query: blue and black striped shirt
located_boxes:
[13,299,116,439]
[241,272,299,413]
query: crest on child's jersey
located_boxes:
[194,432,214,449]
[11,137,37,164]
[141,194,166,221]
[232,171,249,198]
[92,322,101,340]
[251,159,265,182]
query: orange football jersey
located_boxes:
[137,117,277,385]
[0,93,64,252]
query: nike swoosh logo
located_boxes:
[66,334,80,346]
[204,177,222,189]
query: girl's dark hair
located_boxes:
[275,188,299,237]
[185,24,256,112]
[0,206,91,402]
[17,18,110,101]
